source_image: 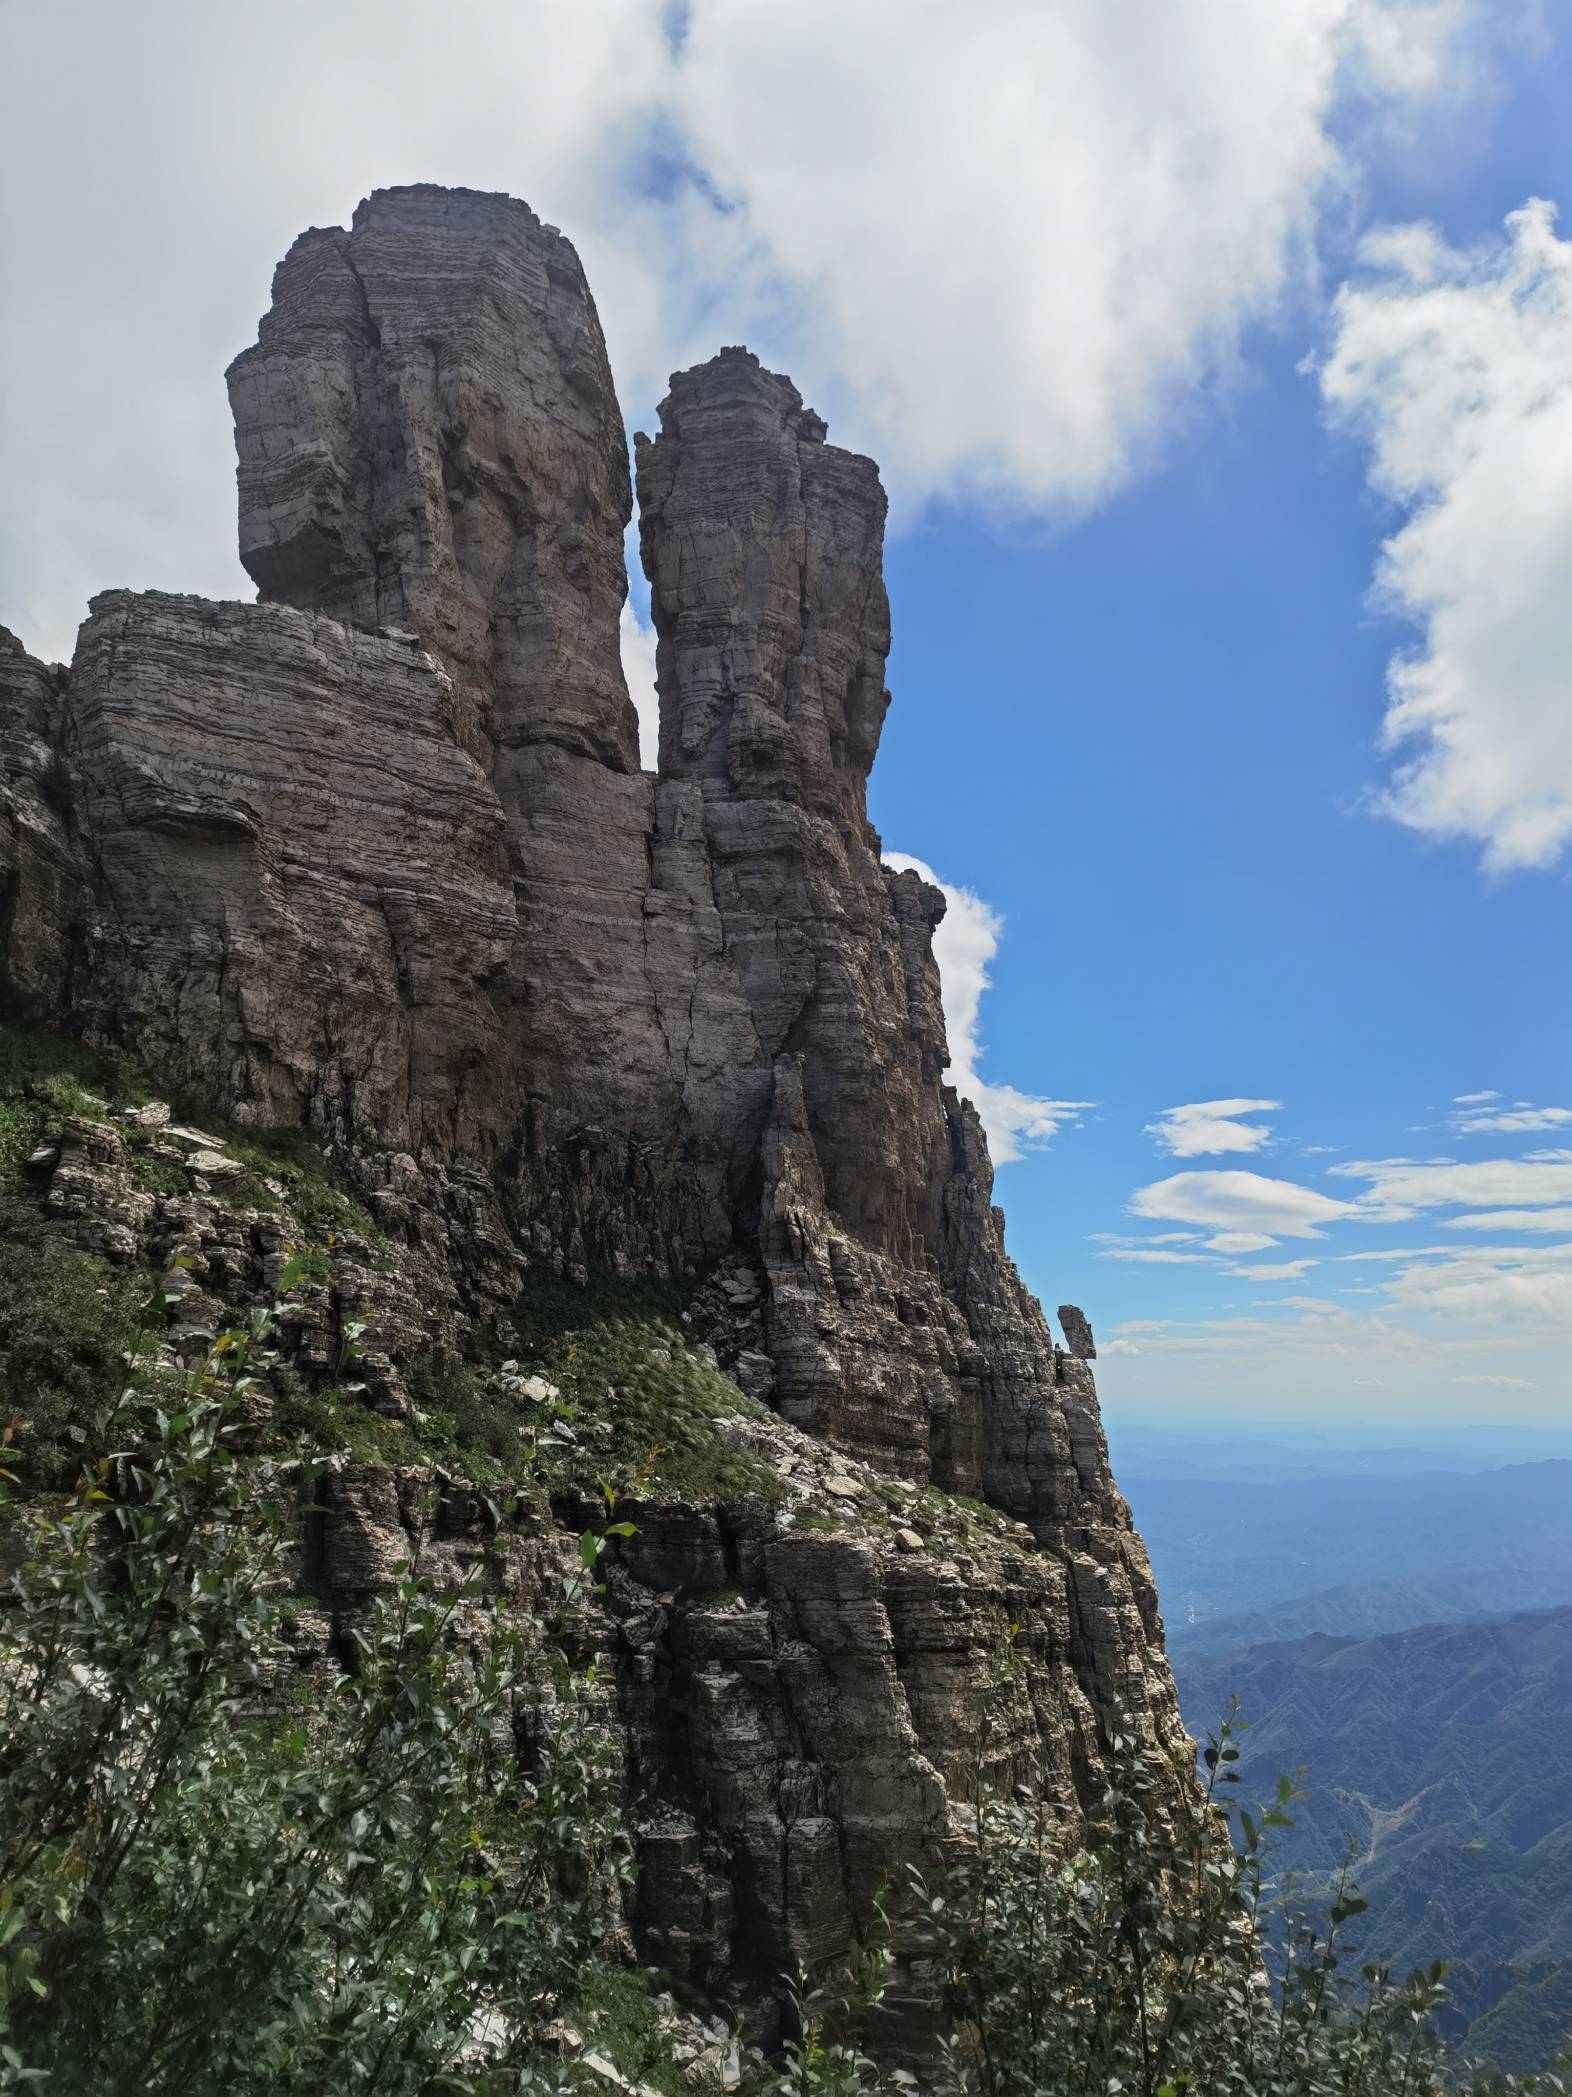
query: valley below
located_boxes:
[1117,1425,1572,2069]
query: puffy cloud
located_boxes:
[0,0,678,662]
[619,604,660,769]
[1321,198,1572,870]
[1,0,1478,660]
[1453,1089,1501,1104]
[1206,1231,1282,1254]
[671,0,1473,513]
[1145,1098,1280,1156]
[1128,1169,1359,1239]
[1444,1208,1572,1233]
[882,855,1092,1163]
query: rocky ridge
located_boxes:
[0,184,1185,2028]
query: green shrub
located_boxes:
[909,1686,1570,2097]
[0,1207,146,1487]
[0,1277,635,2095]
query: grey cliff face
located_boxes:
[0,183,1184,2014]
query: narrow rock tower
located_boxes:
[0,184,1185,2014]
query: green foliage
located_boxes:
[0,1283,635,2095]
[499,1270,784,1506]
[0,1210,146,1487]
[909,1683,1570,2097]
[218,1121,380,1241]
[0,1024,149,1182]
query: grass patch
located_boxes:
[0,1017,378,1244]
[286,1272,787,1502]
[0,1022,153,1181]
[219,1124,378,1243]
[269,1380,404,1467]
[507,1274,785,1507]
[404,1351,532,1483]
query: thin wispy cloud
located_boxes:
[1448,1101,1572,1134]
[1330,1155,1572,1209]
[1228,1257,1321,1281]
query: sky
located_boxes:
[3,0,1572,1431]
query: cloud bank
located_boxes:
[3,0,1475,661]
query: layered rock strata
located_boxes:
[0,184,1184,2011]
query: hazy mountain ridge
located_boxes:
[1174,1605,1572,2069]
[1123,1458,1572,1640]
[1169,1567,1572,1654]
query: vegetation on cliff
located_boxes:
[2,1262,1568,2093]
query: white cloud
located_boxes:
[1378,1238,1572,1320]
[1205,1231,1282,1254]
[1453,1089,1501,1104]
[619,603,660,769]
[1145,1098,1280,1156]
[1099,1248,1218,1266]
[1452,1373,1537,1389]
[1230,1258,1321,1281]
[1090,1231,1204,1246]
[882,855,1092,1164]
[1331,1155,1572,1209]
[1128,1169,1359,1239]
[671,0,1473,515]
[0,1,679,661]
[1449,1102,1572,1134]
[1321,197,1572,870]
[0,0,1480,661]
[1444,1208,1572,1232]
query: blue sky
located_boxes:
[5,0,1572,1427]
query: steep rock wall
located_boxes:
[0,182,1184,2007]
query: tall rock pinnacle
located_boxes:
[0,184,1185,2016]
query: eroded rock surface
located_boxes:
[0,183,1186,2012]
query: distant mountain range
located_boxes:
[1166,1568,1572,1654]
[1172,1606,1572,2070]
[1120,1457,1572,1647]
[1111,1424,1572,2068]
